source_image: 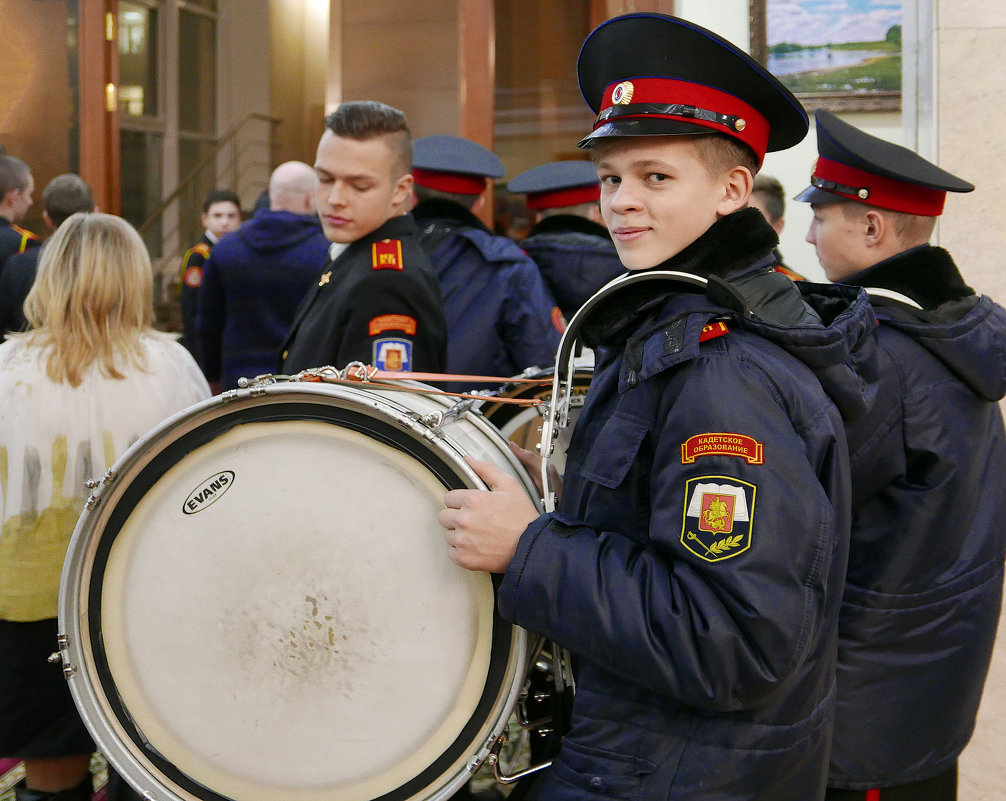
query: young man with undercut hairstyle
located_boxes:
[439,14,878,801]
[280,101,446,375]
[799,109,1006,801]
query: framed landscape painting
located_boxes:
[750,0,902,112]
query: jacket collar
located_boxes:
[527,213,611,240]
[581,208,778,347]
[843,244,974,310]
[412,198,492,234]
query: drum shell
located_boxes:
[58,381,538,801]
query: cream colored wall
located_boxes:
[337,0,460,139]
[217,0,272,207]
[934,1,1006,300]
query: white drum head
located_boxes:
[65,389,526,801]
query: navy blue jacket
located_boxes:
[500,210,878,801]
[520,214,626,319]
[196,210,329,388]
[828,245,1006,789]
[414,199,562,379]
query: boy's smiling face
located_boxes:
[595,136,750,271]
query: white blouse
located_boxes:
[0,333,211,621]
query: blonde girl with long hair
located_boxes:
[0,212,209,801]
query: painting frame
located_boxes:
[750,0,901,113]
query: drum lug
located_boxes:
[84,470,118,508]
[49,635,77,679]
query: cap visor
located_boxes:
[578,118,720,149]
[794,185,843,204]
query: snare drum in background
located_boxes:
[479,369,593,474]
[56,381,540,801]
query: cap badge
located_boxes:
[612,81,635,105]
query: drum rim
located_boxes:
[58,383,532,801]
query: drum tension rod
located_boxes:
[486,735,553,785]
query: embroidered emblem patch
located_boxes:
[183,266,203,288]
[373,337,412,371]
[368,315,417,336]
[681,477,755,562]
[372,239,404,271]
[681,433,764,465]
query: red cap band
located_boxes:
[412,168,487,195]
[598,77,770,162]
[814,157,947,216]
[525,184,600,210]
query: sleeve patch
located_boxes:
[373,337,412,371]
[368,314,417,336]
[551,305,567,333]
[372,239,404,271]
[183,266,203,288]
[681,433,764,465]
[698,321,729,342]
[681,476,755,562]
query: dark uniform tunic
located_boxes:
[500,210,879,801]
[0,244,42,336]
[827,245,1006,791]
[179,234,213,359]
[519,214,625,320]
[413,198,562,379]
[0,216,39,285]
[280,213,447,374]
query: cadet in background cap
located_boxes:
[799,109,1006,801]
[509,160,624,320]
[410,135,562,386]
[439,14,879,801]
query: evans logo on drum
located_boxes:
[183,471,234,514]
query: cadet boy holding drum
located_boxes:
[439,14,878,800]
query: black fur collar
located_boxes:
[527,213,611,240]
[580,208,778,346]
[843,245,974,310]
[411,198,493,235]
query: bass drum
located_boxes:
[57,381,539,801]
[478,369,593,473]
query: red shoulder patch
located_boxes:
[372,239,404,271]
[699,321,729,342]
[191,242,211,257]
[681,433,765,465]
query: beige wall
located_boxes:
[934,1,1006,300]
[337,0,460,139]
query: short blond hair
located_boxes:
[840,201,937,247]
[22,212,164,387]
